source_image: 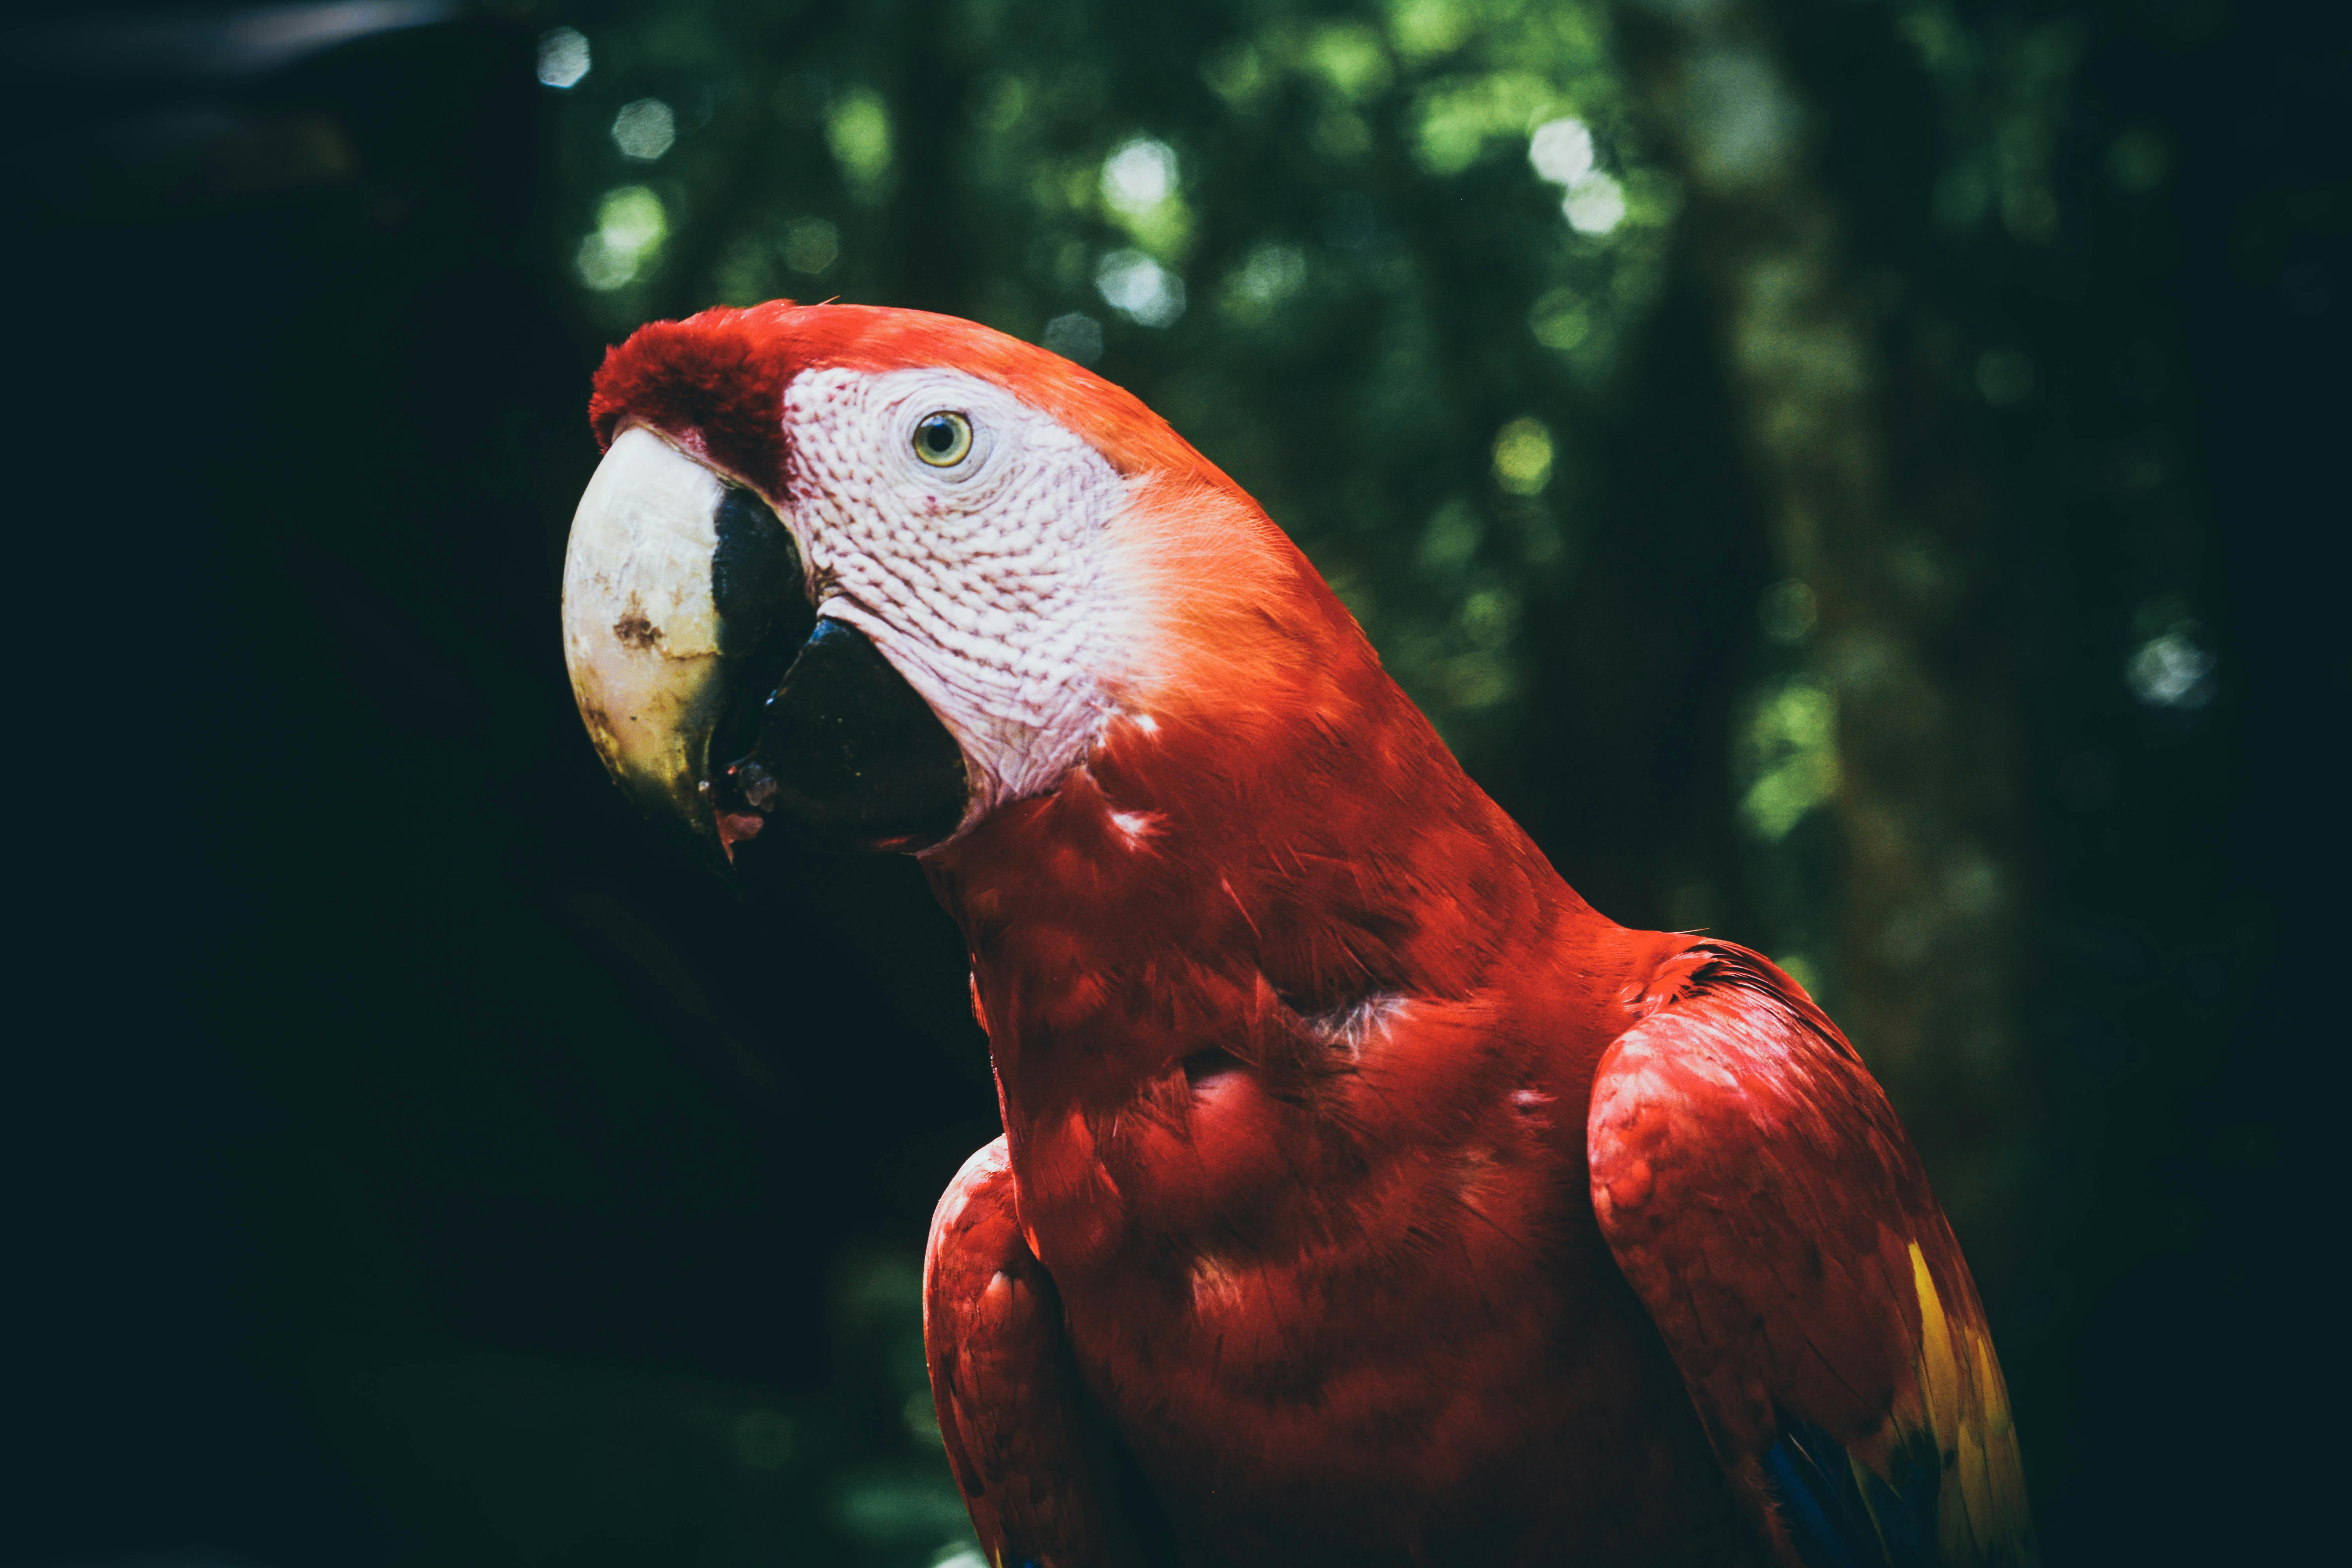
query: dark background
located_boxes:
[7,2,2340,1564]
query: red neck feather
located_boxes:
[922,481,1603,1184]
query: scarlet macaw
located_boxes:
[559,302,2034,1568]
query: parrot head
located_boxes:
[560,301,1355,860]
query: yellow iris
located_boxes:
[913,410,973,466]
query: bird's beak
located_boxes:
[561,426,969,858]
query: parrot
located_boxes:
[558,300,2034,1568]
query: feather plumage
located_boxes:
[583,301,2036,1568]
[1588,944,2034,1566]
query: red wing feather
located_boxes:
[924,1139,1162,1568]
[1588,943,2034,1567]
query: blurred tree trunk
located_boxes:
[1606,0,2031,1256]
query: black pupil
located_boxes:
[920,416,959,455]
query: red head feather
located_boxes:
[589,302,1361,735]
[590,301,1222,494]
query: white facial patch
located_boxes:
[780,365,1134,825]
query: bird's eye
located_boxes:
[912,410,973,467]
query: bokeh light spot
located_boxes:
[1759,580,1818,644]
[576,185,666,290]
[1096,250,1185,328]
[1200,43,1266,105]
[1563,173,1626,234]
[1389,0,1472,64]
[1042,312,1103,364]
[611,98,675,161]
[1529,288,1590,350]
[2125,632,2216,709]
[827,89,895,202]
[1412,71,1555,176]
[1461,587,1521,650]
[783,217,839,275]
[833,1475,973,1544]
[1102,138,1179,214]
[1418,500,1485,572]
[969,73,1028,132]
[1307,22,1393,102]
[1683,46,1797,191]
[1492,418,1555,495]
[1226,243,1307,319]
[1529,118,1595,186]
[536,27,589,89]
[1740,680,1840,842]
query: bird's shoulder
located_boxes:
[1584,940,2035,1568]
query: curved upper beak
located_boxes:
[561,428,733,840]
[560,426,971,858]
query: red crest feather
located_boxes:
[589,301,1234,495]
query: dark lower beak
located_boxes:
[709,619,969,856]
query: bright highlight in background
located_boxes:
[826,89,896,203]
[1097,250,1185,328]
[1529,117,1625,235]
[1564,174,1626,234]
[2127,632,2216,709]
[612,98,675,162]
[536,26,589,89]
[1101,138,1179,215]
[1528,118,1595,185]
[1492,418,1555,495]
[577,185,667,290]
